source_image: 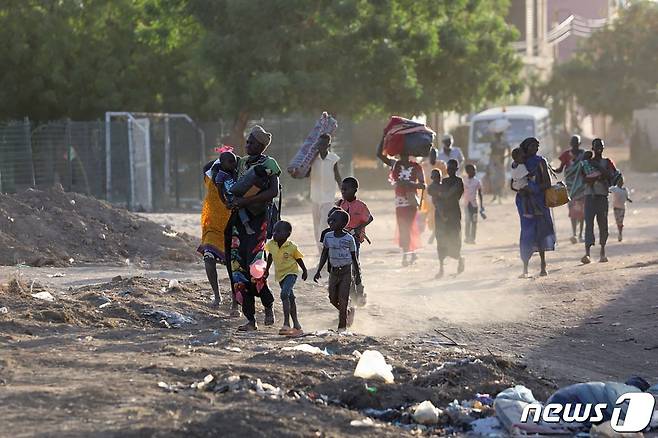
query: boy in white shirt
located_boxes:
[463,164,484,244]
[609,176,632,242]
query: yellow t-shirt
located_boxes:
[265,240,303,283]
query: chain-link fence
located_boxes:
[1,115,356,211]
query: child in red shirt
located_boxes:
[336,177,373,306]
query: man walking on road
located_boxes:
[437,134,464,169]
[582,138,618,264]
[310,134,342,253]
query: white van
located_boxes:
[468,105,554,167]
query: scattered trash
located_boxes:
[191,374,215,391]
[0,306,8,314]
[111,275,123,282]
[167,279,181,292]
[162,230,178,238]
[547,382,642,423]
[99,302,112,309]
[255,378,282,398]
[446,399,476,425]
[475,393,494,406]
[100,233,106,240]
[125,258,131,265]
[281,343,329,355]
[590,420,643,438]
[363,408,403,422]
[31,291,55,302]
[70,199,76,205]
[413,400,442,425]
[350,417,380,428]
[353,350,394,383]
[47,272,65,278]
[157,381,178,393]
[496,385,537,403]
[365,384,377,394]
[141,309,196,328]
[352,350,362,359]
[68,258,74,264]
[470,416,504,436]
[224,346,241,352]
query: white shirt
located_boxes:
[437,147,464,167]
[463,176,482,207]
[511,163,529,191]
[609,186,629,209]
[310,152,340,203]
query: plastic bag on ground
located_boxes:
[281,344,329,355]
[470,416,504,436]
[353,350,394,383]
[413,400,441,425]
[31,291,55,302]
[495,385,538,403]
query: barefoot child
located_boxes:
[609,176,632,242]
[314,209,361,331]
[265,221,308,336]
[336,177,373,306]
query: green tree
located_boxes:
[0,0,205,121]
[188,0,522,142]
[552,1,658,124]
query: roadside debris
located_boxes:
[281,343,329,355]
[0,306,8,314]
[141,309,196,328]
[166,279,181,292]
[413,400,442,425]
[31,291,55,302]
[353,350,394,383]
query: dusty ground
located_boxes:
[1,147,657,436]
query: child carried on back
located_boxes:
[214,151,272,235]
[511,147,542,216]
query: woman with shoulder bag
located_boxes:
[513,137,556,278]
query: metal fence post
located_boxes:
[66,119,73,191]
[127,118,134,210]
[24,117,36,188]
[164,115,171,199]
[105,113,112,202]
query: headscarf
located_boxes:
[249,125,272,147]
[520,137,539,154]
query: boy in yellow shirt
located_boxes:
[265,221,308,336]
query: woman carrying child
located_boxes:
[226,126,281,332]
[428,160,465,278]
[377,144,426,267]
[513,137,556,278]
[198,147,233,310]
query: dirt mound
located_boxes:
[0,276,214,330]
[0,186,198,267]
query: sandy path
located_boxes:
[2,148,657,436]
[140,154,658,385]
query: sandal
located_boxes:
[286,328,304,337]
[278,326,292,335]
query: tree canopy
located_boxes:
[1,0,522,129]
[551,1,658,124]
[189,0,522,137]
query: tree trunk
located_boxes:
[225,111,250,153]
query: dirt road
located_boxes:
[1,151,657,436]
